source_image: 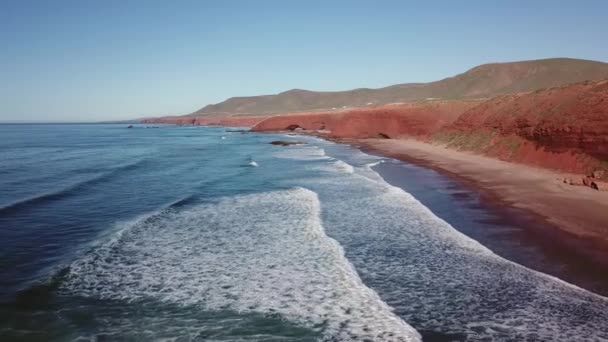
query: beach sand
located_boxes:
[356,138,608,245]
[327,137,608,295]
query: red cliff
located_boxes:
[252,101,480,138]
[142,80,608,177]
[436,80,608,174]
[252,80,608,176]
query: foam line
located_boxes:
[298,152,608,340]
[61,188,421,341]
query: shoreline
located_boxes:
[283,129,608,294]
[148,123,608,295]
[257,127,608,295]
[354,138,608,242]
[346,137,608,294]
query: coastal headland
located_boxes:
[141,58,608,261]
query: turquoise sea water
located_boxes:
[1,124,607,341]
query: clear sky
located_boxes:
[1,0,607,122]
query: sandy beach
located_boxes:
[356,138,608,246]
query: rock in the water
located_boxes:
[270,141,307,146]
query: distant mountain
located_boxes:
[192,58,608,116]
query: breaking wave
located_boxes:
[298,150,608,341]
[60,188,420,341]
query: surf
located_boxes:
[294,145,608,341]
[60,187,421,341]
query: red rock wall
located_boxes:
[451,80,608,158]
[444,80,608,173]
[142,80,608,175]
[252,101,479,138]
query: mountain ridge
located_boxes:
[191,58,608,116]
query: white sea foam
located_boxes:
[333,160,355,173]
[354,160,387,182]
[308,159,356,175]
[96,196,194,248]
[59,135,608,341]
[272,145,330,161]
[366,160,384,168]
[292,155,608,341]
[61,188,420,341]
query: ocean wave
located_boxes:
[333,160,355,173]
[272,145,330,161]
[366,160,385,168]
[0,159,149,217]
[60,187,420,341]
[302,162,608,340]
[308,159,356,175]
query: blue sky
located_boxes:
[1,1,607,121]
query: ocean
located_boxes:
[1,124,607,341]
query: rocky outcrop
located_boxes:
[270,141,307,146]
[592,180,608,191]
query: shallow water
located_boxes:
[1,124,607,341]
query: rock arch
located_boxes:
[285,124,304,131]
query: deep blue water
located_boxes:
[1,124,608,341]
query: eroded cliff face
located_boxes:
[142,80,608,176]
[252,101,480,138]
[437,80,608,174]
[251,80,608,175]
